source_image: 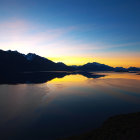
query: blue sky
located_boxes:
[0,0,140,67]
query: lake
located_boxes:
[0,72,140,140]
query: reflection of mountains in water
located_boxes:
[0,71,105,84]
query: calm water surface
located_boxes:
[0,72,140,140]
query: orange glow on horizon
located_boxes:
[48,56,94,66]
[48,56,140,68]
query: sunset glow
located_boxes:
[0,0,139,68]
[48,56,140,68]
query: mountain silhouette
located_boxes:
[0,49,139,74]
[0,49,71,73]
[128,67,140,71]
[79,62,114,71]
[115,67,129,72]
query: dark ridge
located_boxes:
[128,67,140,71]
[0,49,140,73]
[0,49,73,73]
[79,62,114,71]
[115,67,129,72]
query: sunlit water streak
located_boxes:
[0,72,140,140]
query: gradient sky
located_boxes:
[0,0,140,67]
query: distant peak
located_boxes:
[26,53,36,61]
[7,50,19,53]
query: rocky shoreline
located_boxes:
[61,112,140,140]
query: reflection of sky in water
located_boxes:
[0,72,140,139]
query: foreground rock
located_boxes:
[61,112,140,140]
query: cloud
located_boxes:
[0,19,76,54]
[0,18,139,60]
[38,39,140,57]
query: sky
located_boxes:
[0,0,140,67]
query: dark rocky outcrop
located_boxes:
[62,112,140,140]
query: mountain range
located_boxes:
[0,49,139,73]
[0,49,71,73]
